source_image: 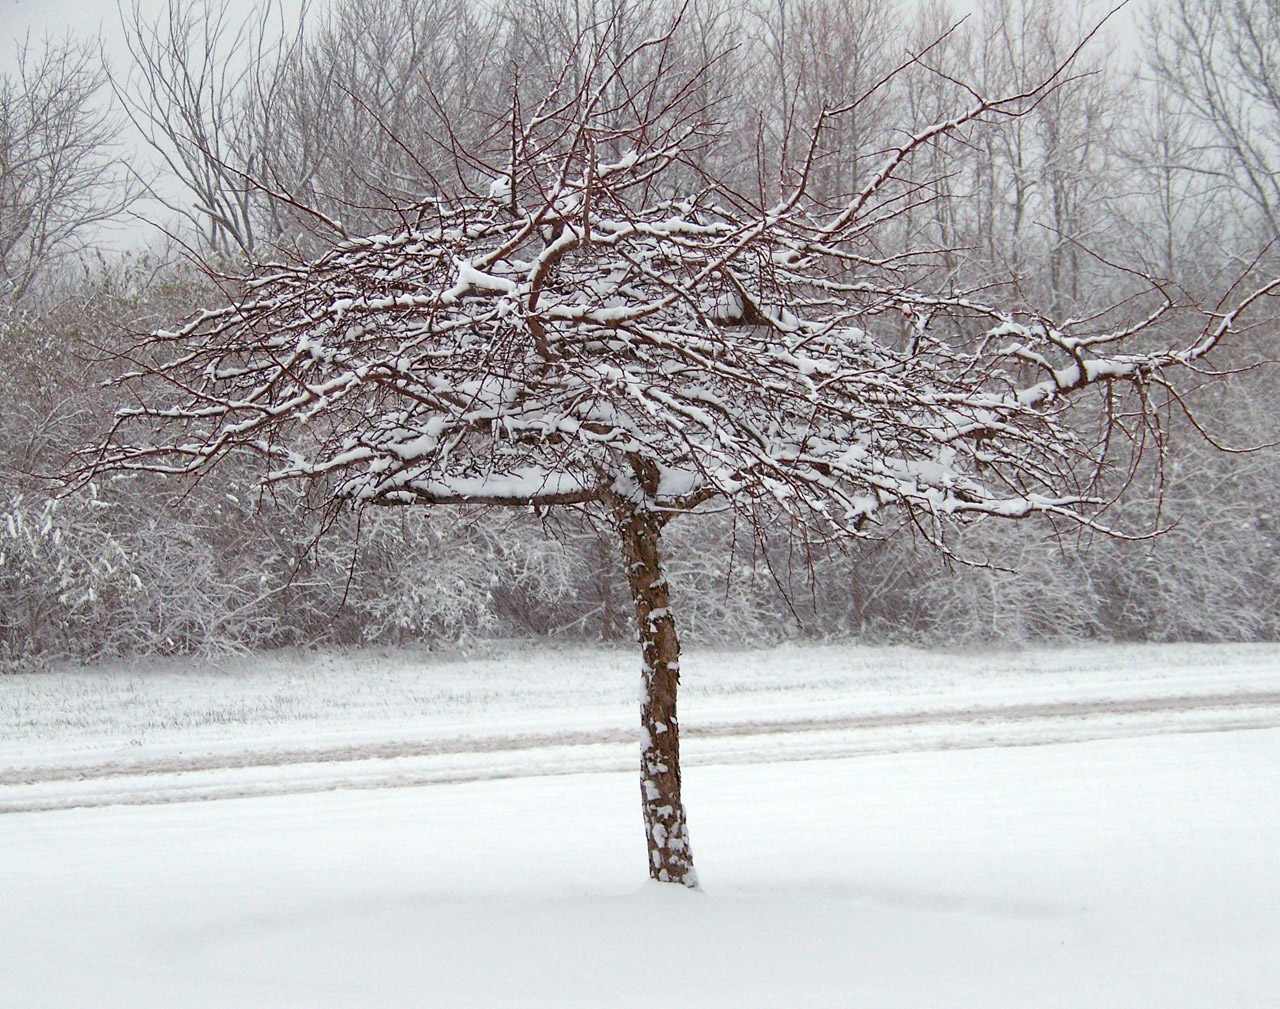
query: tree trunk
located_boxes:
[615,501,698,888]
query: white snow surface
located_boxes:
[2,641,1279,1007]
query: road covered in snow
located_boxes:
[2,641,1279,811]
[2,641,1278,1007]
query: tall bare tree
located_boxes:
[255,0,501,236]
[112,0,306,257]
[745,0,900,207]
[1146,0,1280,244]
[0,36,133,302]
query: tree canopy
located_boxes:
[86,21,1261,542]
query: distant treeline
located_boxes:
[2,0,1278,666]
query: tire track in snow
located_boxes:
[6,688,1279,785]
[3,689,1279,813]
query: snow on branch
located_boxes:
[70,15,1272,548]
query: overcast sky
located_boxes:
[2,1,170,69]
[0,0,310,73]
[0,0,124,45]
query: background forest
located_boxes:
[3,0,1279,668]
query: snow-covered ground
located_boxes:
[2,641,1279,1007]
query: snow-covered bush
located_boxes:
[0,491,138,667]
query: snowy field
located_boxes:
[2,641,1279,1007]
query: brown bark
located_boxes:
[614,497,698,888]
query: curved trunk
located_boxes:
[615,501,698,888]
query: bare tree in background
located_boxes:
[744,0,899,207]
[256,0,502,235]
[1147,0,1280,244]
[115,0,511,255]
[112,0,306,257]
[0,36,134,302]
[1117,78,1227,284]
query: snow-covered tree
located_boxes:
[73,15,1278,887]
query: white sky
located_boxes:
[0,0,311,73]
[0,0,123,46]
[2,1,160,68]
